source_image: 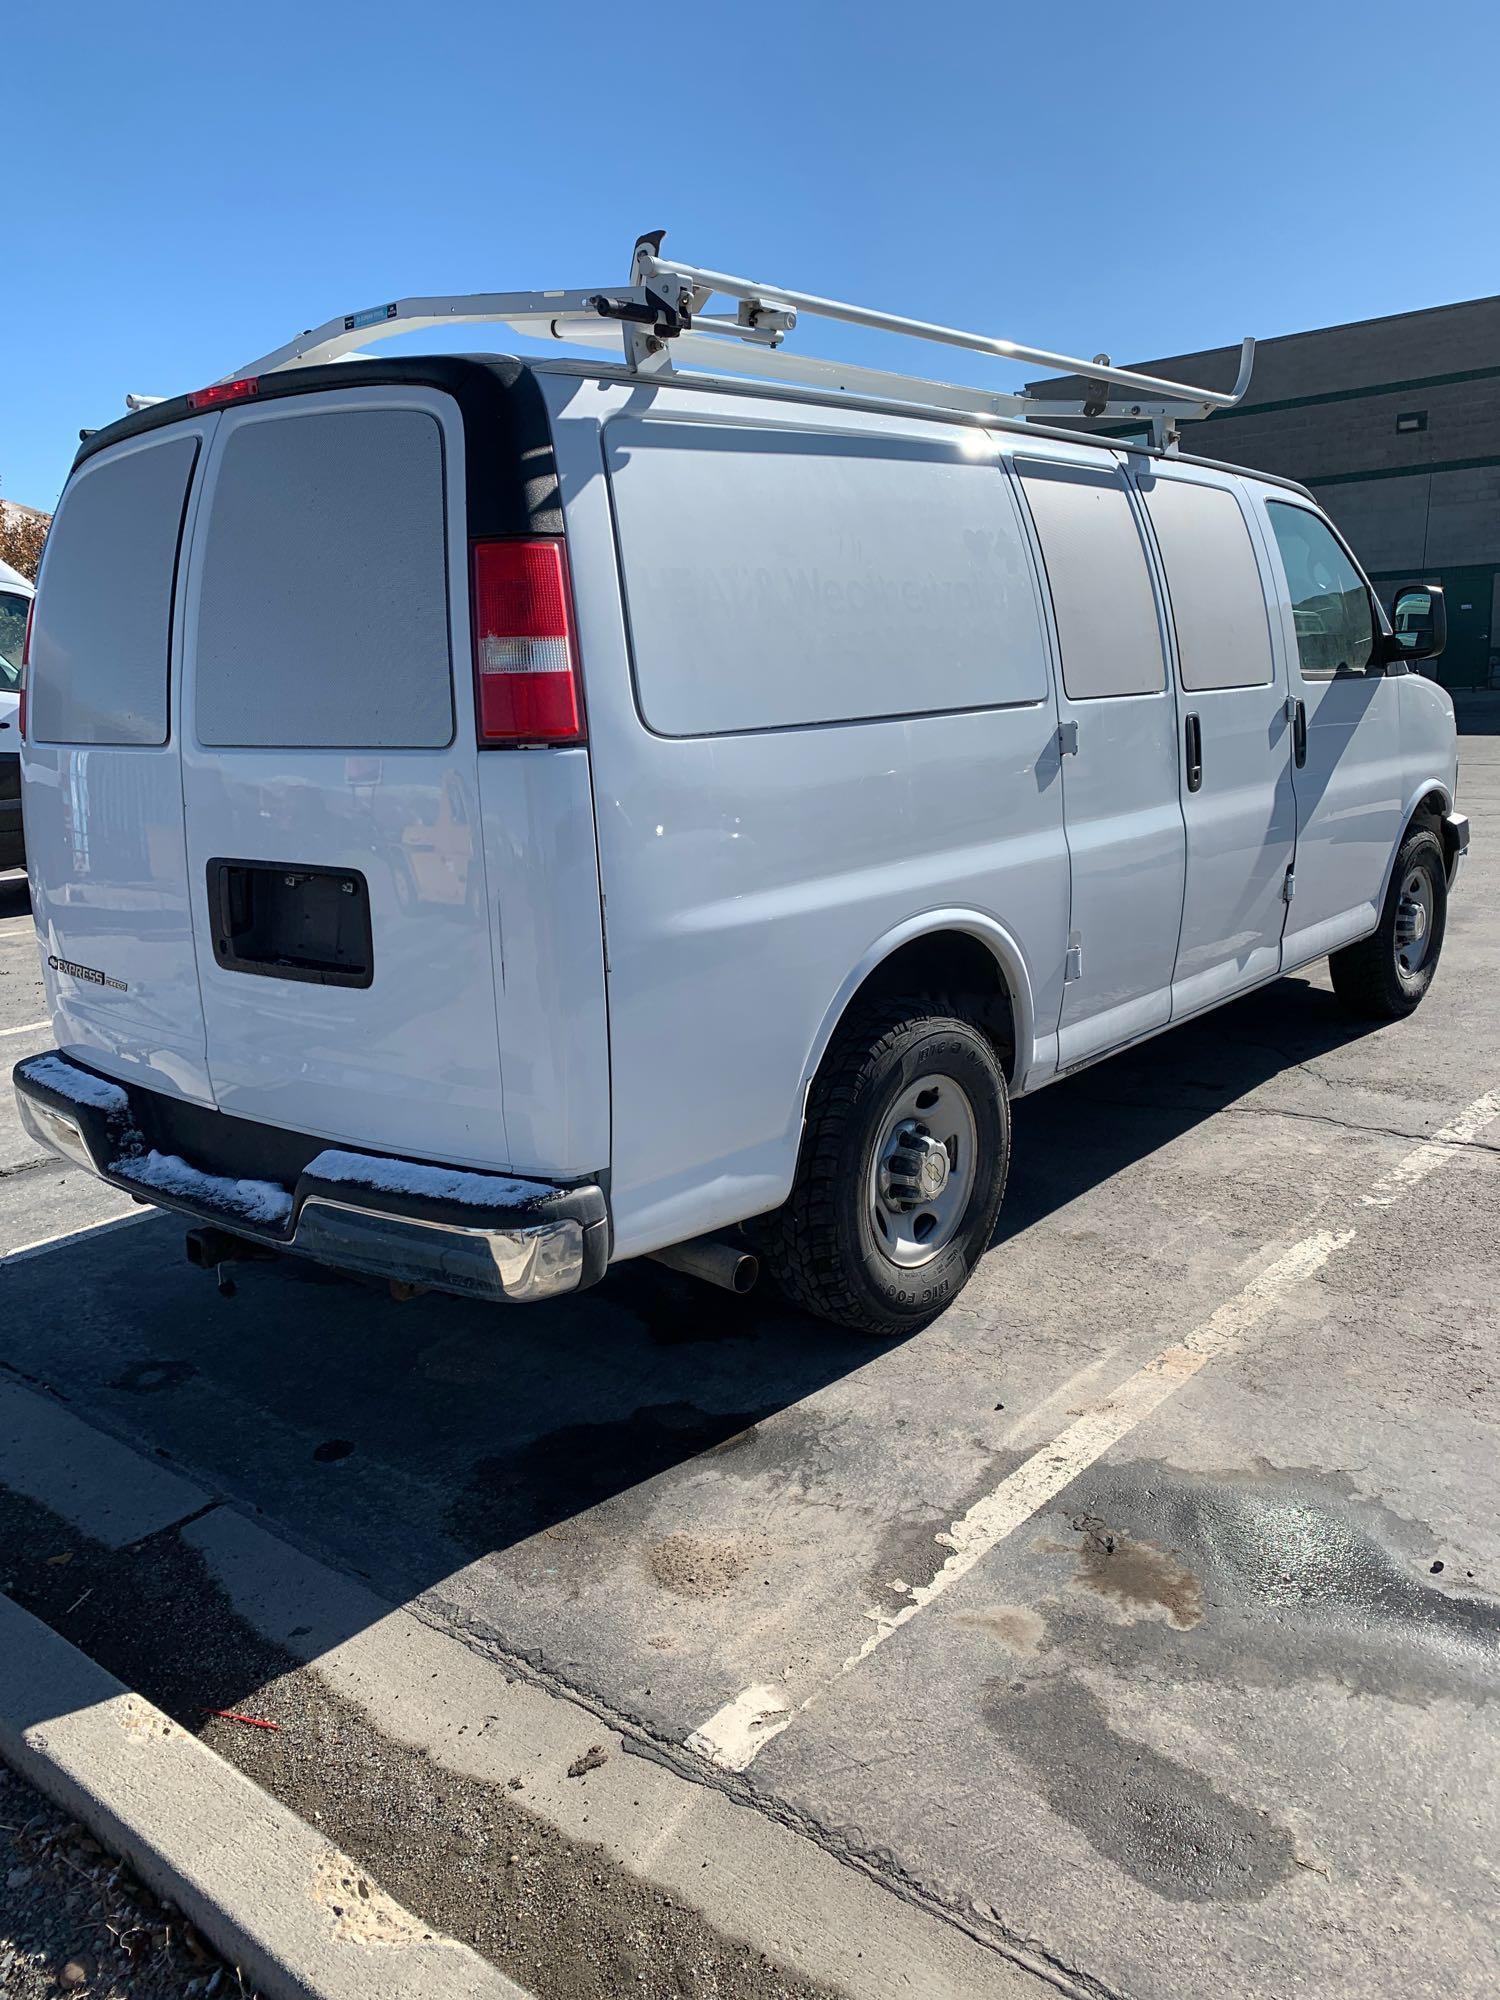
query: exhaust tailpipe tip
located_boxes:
[647,1235,759,1295]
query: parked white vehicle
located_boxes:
[0,556,33,870]
[13,242,1467,1334]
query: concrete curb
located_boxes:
[0,1592,528,2000]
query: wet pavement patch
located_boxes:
[107,1358,198,1396]
[982,1673,1299,1902]
[1032,1461,1500,1706]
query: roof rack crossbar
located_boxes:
[206,232,1255,451]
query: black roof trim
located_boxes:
[72,356,561,539]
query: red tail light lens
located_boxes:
[186,377,260,411]
[470,539,583,744]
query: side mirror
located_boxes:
[1387,583,1447,664]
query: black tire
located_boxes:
[1329,824,1447,1020]
[758,995,1010,1338]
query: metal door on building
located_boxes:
[1377,564,1497,689]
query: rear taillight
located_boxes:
[18,597,33,738]
[470,538,583,745]
[186,377,260,411]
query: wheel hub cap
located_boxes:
[868,1075,979,1271]
[878,1122,951,1210]
[1395,866,1435,973]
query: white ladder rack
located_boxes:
[209,231,1255,452]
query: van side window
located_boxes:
[28,436,198,746]
[1267,503,1375,678]
[1142,479,1273,691]
[605,420,1050,736]
[1016,462,1165,701]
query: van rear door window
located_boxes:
[29,435,198,746]
[1017,461,1165,701]
[194,407,454,750]
[605,418,1049,736]
[1142,478,1274,691]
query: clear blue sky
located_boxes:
[5,0,1497,510]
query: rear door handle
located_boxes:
[1292,697,1308,768]
[1184,712,1203,793]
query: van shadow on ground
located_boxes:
[0,964,1379,1730]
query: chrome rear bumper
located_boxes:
[12,1051,607,1305]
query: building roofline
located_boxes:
[1123,291,1500,376]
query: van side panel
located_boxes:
[1014,453,1186,1068]
[548,375,1069,1258]
[1136,465,1297,1017]
[476,747,610,1180]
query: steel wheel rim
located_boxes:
[1395,866,1435,976]
[868,1072,978,1269]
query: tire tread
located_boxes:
[760,993,1008,1337]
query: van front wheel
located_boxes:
[1329,824,1447,1020]
[761,999,1010,1338]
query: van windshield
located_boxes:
[0,590,29,688]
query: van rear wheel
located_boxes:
[761,997,1010,1338]
[1329,824,1447,1020]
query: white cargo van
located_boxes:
[13,243,1467,1334]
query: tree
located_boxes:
[0,494,50,582]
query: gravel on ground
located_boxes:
[0,1756,262,1999]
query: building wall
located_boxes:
[1040,297,1500,686]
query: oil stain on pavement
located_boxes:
[981,1672,1299,1902]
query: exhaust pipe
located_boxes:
[647,1234,759,1295]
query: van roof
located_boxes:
[74,350,1317,508]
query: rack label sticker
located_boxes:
[343,304,400,332]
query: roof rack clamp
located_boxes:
[737,299,796,342]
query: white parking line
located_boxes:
[0,1211,152,1270]
[0,1020,49,1039]
[1361,1089,1500,1207]
[688,1086,1500,1773]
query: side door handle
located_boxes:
[1184,712,1203,793]
[1291,697,1308,768]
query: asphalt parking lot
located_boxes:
[2,720,1498,2000]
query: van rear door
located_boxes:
[24,424,217,1102]
[176,387,511,1168]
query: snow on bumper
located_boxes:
[11,1051,608,1304]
